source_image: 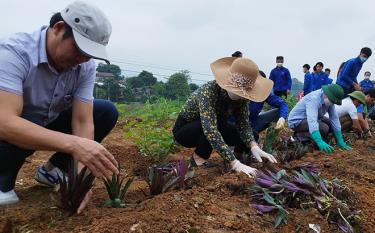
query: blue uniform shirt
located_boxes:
[359,79,374,92]
[269,66,292,91]
[0,26,96,126]
[336,57,363,91]
[249,94,289,128]
[303,72,313,95]
[311,72,331,91]
[288,89,341,134]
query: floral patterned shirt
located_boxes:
[178,81,255,162]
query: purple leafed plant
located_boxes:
[251,204,276,214]
[146,157,194,195]
[250,163,360,232]
[174,156,194,189]
[58,160,95,215]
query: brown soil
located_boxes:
[1,122,375,233]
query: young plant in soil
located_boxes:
[102,169,134,208]
[146,157,194,195]
[263,124,310,164]
[250,163,360,232]
[58,160,95,215]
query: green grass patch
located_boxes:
[117,99,183,162]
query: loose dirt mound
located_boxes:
[1,124,375,233]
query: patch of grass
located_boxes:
[119,98,183,162]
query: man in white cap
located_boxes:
[0,1,119,213]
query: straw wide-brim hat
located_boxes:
[211,57,273,102]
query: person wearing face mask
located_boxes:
[172,57,277,177]
[245,70,288,141]
[311,62,332,92]
[288,84,351,154]
[336,47,372,95]
[269,56,292,98]
[227,70,288,142]
[359,71,374,92]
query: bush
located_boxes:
[119,98,183,161]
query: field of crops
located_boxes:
[1,100,375,233]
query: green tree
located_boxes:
[291,78,303,96]
[95,63,124,101]
[189,83,199,92]
[96,63,122,80]
[126,70,157,88]
[152,81,167,97]
[165,71,190,100]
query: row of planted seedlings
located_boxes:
[249,163,360,233]
[57,157,194,215]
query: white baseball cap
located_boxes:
[60,1,112,64]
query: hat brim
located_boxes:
[322,85,342,105]
[73,30,110,64]
[211,57,273,102]
[348,93,366,105]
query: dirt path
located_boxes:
[1,123,375,233]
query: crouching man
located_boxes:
[288,84,351,153]
[0,1,119,213]
[328,91,366,134]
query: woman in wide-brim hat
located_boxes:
[172,57,277,177]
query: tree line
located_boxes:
[94,63,199,102]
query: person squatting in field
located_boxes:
[0,1,119,213]
[288,84,352,154]
[173,57,278,177]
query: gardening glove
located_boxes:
[251,145,278,163]
[333,131,352,151]
[230,159,257,177]
[310,131,334,153]
[275,117,286,130]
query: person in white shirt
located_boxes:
[328,91,366,133]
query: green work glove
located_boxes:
[310,131,334,153]
[333,131,352,150]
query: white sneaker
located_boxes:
[0,189,19,205]
[35,165,64,187]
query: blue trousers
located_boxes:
[0,100,118,192]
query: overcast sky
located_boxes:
[2,0,375,84]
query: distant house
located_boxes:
[96,72,115,81]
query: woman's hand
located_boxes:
[230,159,257,177]
[250,142,278,163]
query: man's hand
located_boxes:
[275,117,286,130]
[353,83,362,91]
[71,137,119,178]
[77,189,92,214]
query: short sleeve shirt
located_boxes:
[334,97,358,119]
[0,26,95,126]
